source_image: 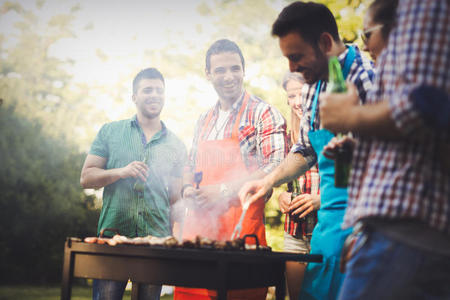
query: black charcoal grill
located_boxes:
[61,236,322,300]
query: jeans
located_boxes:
[338,228,450,300]
[92,279,161,300]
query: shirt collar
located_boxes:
[130,115,168,139]
[214,91,245,113]
[337,44,359,64]
[337,45,350,63]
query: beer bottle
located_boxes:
[327,56,352,187]
[133,154,148,193]
[289,179,301,222]
[303,205,317,242]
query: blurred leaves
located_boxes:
[0,0,105,149]
[0,105,99,283]
[0,1,24,14]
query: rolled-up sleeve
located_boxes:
[256,105,288,174]
[292,84,318,168]
[388,0,450,136]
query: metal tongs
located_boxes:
[230,195,251,240]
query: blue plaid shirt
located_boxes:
[292,45,375,166]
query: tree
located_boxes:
[0,1,104,146]
[0,104,99,283]
[0,1,100,282]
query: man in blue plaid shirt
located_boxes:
[240,2,374,299]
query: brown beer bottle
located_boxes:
[289,179,301,222]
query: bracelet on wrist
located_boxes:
[181,184,193,198]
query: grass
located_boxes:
[0,285,286,300]
[0,285,174,300]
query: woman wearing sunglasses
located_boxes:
[325,0,399,160]
[362,0,398,62]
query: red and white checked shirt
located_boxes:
[344,0,450,234]
[187,91,288,174]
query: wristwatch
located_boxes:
[220,183,232,199]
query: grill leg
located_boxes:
[131,282,140,300]
[217,261,227,300]
[61,241,73,300]
[275,271,286,300]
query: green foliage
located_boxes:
[0,105,99,283]
[0,1,102,147]
[265,185,288,250]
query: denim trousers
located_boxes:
[337,228,450,300]
[92,279,161,300]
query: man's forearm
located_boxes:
[169,177,183,205]
[350,100,401,139]
[228,169,267,196]
[266,152,310,188]
[80,167,122,189]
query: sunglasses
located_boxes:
[360,24,384,44]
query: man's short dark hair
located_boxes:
[272,1,340,46]
[132,68,165,94]
[205,39,245,72]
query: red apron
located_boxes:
[175,93,267,300]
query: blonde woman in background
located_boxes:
[278,72,320,300]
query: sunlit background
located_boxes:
[0,0,370,293]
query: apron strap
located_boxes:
[310,81,322,129]
[342,46,356,80]
[199,108,214,140]
[309,45,357,131]
[231,92,249,139]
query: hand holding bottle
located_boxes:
[277,191,292,214]
[323,56,357,187]
[323,136,356,160]
[133,155,149,192]
[289,193,321,218]
[119,161,148,182]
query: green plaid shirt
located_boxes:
[90,116,186,237]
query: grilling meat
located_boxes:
[83,234,269,251]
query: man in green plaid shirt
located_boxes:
[80,67,186,300]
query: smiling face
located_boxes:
[279,32,328,85]
[286,78,303,119]
[206,52,244,104]
[132,78,165,119]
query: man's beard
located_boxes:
[296,47,328,84]
[139,100,163,119]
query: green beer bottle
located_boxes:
[327,56,352,187]
[327,56,347,93]
[133,154,149,193]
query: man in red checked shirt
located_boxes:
[174,39,288,300]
